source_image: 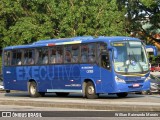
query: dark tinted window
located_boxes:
[88,43,96,63]
[80,43,98,63]
[11,50,23,66]
[72,45,79,63]
[35,48,49,65]
[4,51,11,66]
[23,49,34,65]
[81,44,88,63]
[49,47,56,64]
[64,46,72,63]
[56,46,63,64]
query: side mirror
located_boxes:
[108,47,118,59]
[113,47,118,59]
[146,45,158,56]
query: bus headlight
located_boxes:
[115,76,125,83]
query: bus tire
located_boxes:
[29,81,42,97]
[6,90,10,93]
[116,92,128,98]
[85,81,98,99]
[56,92,69,97]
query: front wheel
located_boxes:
[85,81,98,99]
[29,81,44,97]
[116,92,128,98]
[141,90,151,95]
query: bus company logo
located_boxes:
[2,112,11,117]
[16,65,80,81]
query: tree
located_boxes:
[0,0,55,47]
[0,0,127,48]
[117,0,160,44]
[56,0,127,37]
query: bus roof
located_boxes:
[3,36,140,50]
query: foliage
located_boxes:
[117,0,160,43]
[0,0,127,49]
[149,55,160,65]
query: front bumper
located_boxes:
[114,80,150,93]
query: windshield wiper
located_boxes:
[131,51,144,73]
[125,52,131,74]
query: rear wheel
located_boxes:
[116,92,128,98]
[56,92,69,97]
[29,81,44,97]
[85,81,98,99]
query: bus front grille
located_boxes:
[125,80,144,84]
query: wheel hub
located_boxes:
[88,86,94,95]
[30,85,36,94]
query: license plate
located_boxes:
[133,83,140,87]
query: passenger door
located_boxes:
[98,43,113,93]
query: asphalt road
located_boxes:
[0,91,160,111]
[0,92,160,119]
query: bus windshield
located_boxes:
[111,41,149,74]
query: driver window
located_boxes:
[97,43,110,70]
[101,53,110,69]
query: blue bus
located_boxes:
[2,36,157,99]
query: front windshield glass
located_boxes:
[112,41,149,74]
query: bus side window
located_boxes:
[11,51,17,65]
[10,50,22,66]
[36,48,48,65]
[4,51,11,66]
[88,43,96,63]
[23,50,34,65]
[28,50,34,65]
[35,49,39,64]
[36,48,49,65]
[36,49,43,64]
[23,50,28,65]
[56,46,63,63]
[64,46,72,63]
[42,49,49,64]
[17,50,22,65]
[81,44,88,63]
[72,45,79,63]
[50,48,56,64]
